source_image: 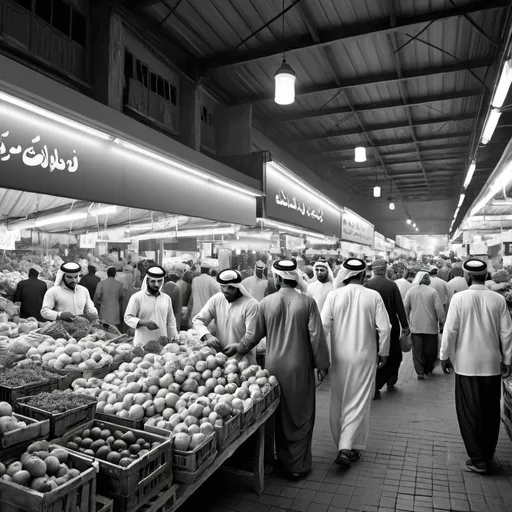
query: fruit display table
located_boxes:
[169,397,279,511]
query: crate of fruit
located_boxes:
[240,402,255,432]
[53,419,172,502]
[95,411,145,431]
[0,444,96,512]
[264,382,280,409]
[0,366,65,406]
[135,484,179,512]
[16,391,96,438]
[42,362,121,387]
[97,495,114,512]
[0,412,50,451]
[253,396,265,419]
[215,411,241,451]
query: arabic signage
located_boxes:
[0,99,256,226]
[79,233,98,248]
[264,162,341,236]
[374,232,386,251]
[341,208,374,246]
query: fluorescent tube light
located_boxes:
[373,186,381,198]
[481,109,501,145]
[114,138,261,198]
[463,161,476,189]
[355,147,367,162]
[458,194,465,208]
[492,59,512,108]
[0,91,111,140]
[131,226,236,240]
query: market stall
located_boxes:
[340,208,375,259]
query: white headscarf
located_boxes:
[313,260,334,283]
[412,270,429,286]
[141,266,166,293]
[217,269,254,299]
[55,262,81,287]
[334,258,366,289]
[272,259,309,294]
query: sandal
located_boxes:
[334,450,352,468]
[349,450,361,462]
[466,459,488,474]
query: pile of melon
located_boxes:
[26,335,134,371]
[0,440,80,492]
[74,347,278,452]
[0,402,27,436]
[0,318,39,338]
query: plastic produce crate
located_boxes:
[264,382,281,409]
[0,449,96,512]
[215,412,241,451]
[53,419,172,501]
[253,397,265,419]
[240,403,255,432]
[97,495,114,512]
[0,373,64,407]
[136,484,179,512]
[95,411,144,431]
[15,397,96,438]
[0,413,49,451]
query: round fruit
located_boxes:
[31,477,52,492]
[129,444,141,455]
[0,401,12,416]
[0,462,6,477]
[100,429,111,441]
[84,449,95,456]
[56,465,68,478]
[73,437,83,446]
[82,429,91,439]
[7,462,22,477]
[119,458,133,467]
[51,449,69,464]
[45,456,60,476]
[113,440,126,452]
[107,452,122,465]
[106,436,115,446]
[121,432,136,445]
[23,457,46,478]
[119,450,131,459]
[80,438,93,449]
[66,442,79,451]
[96,446,111,460]
[12,470,31,486]
[136,438,146,446]
[90,427,102,440]
[90,440,105,452]
[68,469,80,479]
[113,430,123,440]
[1,475,12,482]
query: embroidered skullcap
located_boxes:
[463,258,488,276]
[60,262,81,273]
[146,266,166,278]
[217,268,242,284]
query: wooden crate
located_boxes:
[0,450,96,512]
[53,419,172,499]
[15,398,96,438]
[0,413,49,450]
[97,495,113,512]
[240,403,255,432]
[0,374,64,406]
[95,411,144,431]
[134,484,178,512]
[215,412,241,451]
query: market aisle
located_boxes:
[179,354,512,512]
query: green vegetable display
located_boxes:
[21,390,96,414]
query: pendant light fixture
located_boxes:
[355,146,367,162]
[389,201,395,211]
[373,186,381,198]
[406,218,412,225]
[274,0,296,105]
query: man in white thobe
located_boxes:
[322,258,391,469]
[429,268,449,309]
[440,258,512,474]
[394,266,413,301]
[404,271,445,379]
[188,264,221,319]
[125,266,178,346]
[307,260,334,312]
[193,269,261,364]
[447,262,468,307]
[241,261,268,302]
[41,262,98,321]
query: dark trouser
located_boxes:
[455,373,501,464]
[411,333,438,375]
[376,325,402,390]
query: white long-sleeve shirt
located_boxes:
[440,285,512,376]
[307,280,334,313]
[125,290,177,346]
[429,276,449,306]
[404,285,445,335]
[41,284,98,321]
[192,292,261,364]
[395,278,412,301]
[447,276,468,304]
[241,276,268,302]
[189,274,221,318]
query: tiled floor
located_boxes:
[180,354,512,512]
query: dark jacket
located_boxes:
[365,276,408,332]
[80,274,101,300]
[14,278,48,321]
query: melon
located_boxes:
[173,433,191,451]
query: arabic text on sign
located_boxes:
[0,131,79,172]
[275,189,324,223]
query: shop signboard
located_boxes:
[265,162,341,236]
[385,238,395,252]
[79,233,98,248]
[0,100,257,227]
[374,231,386,251]
[285,235,305,251]
[341,208,374,246]
[504,242,512,256]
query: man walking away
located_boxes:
[163,278,182,332]
[188,264,220,319]
[429,268,449,311]
[80,266,100,300]
[259,259,329,480]
[366,260,410,399]
[437,260,453,282]
[94,267,124,331]
[440,258,512,474]
[241,261,268,302]
[404,271,445,379]
[395,265,412,301]
[322,259,391,469]
[447,262,468,307]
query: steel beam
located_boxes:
[203,0,507,71]
[271,91,480,123]
[290,114,475,143]
[237,59,493,104]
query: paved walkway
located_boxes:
[180,354,512,512]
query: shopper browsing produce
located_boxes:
[40,262,98,322]
[124,265,178,346]
[93,267,124,330]
[188,263,221,319]
[193,269,262,364]
[13,265,47,321]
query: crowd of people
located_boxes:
[10,252,512,479]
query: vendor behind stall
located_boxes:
[41,262,98,321]
[13,265,47,322]
[192,269,261,364]
[124,265,178,346]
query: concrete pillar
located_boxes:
[90,5,124,111]
[217,104,253,157]
[179,77,201,151]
